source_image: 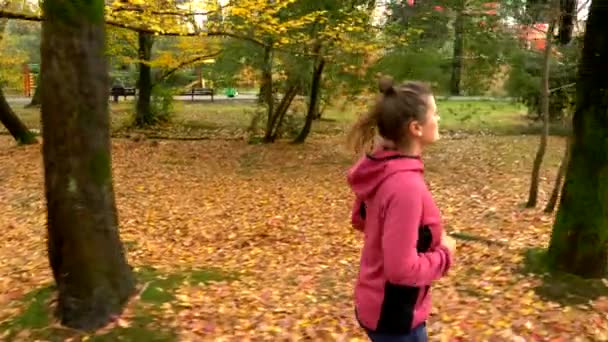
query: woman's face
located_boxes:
[409,95,440,145]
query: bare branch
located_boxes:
[0,9,266,47]
[156,50,223,83]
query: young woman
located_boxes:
[346,77,456,342]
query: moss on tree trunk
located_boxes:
[40,0,135,330]
[547,0,608,278]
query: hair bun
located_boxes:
[378,76,395,95]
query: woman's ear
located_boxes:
[408,120,423,137]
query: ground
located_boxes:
[1,100,607,341]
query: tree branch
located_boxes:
[108,0,235,18]
[0,9,266,47]
[0,9,38,21]
[155,50,223,84]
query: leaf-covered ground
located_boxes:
[1,133,607,341]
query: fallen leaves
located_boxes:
[1,134,607,340]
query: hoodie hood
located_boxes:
[347,150,424,200]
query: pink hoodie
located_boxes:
[347,149,452,334]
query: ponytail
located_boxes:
[347,110,378,154]
[347,76,396,154]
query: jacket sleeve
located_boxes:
[351,197,365,232]
[381,182,451,286]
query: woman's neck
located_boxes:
[377,136,423,157]
[398,143,423,157]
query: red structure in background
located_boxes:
[22,64,34,97]
[403,1,547,51]
[520,23,549,50]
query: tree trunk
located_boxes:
[545,137,570,213]
[449,6,464,96]
[267,85,300,142]
[0,87,36,144]
[25,82,41,108]
[526,19,555,208]
[547,0,608,278]
[262,46,275,142]
[313,100,325,120]
[40,0,135,330]
[135,31,153,127]
[293,58,325,144]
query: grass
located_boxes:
[136,265,235,305]
[3,97,570,140]
[0,266,235,341]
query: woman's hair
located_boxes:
[348,76,433,154]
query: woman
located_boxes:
[346,77,456,342]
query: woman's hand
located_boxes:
[441,230,456,255]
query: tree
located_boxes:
[544,137,570,213]
[215,0,375,143]
[0,86,36,144]
[525,6,557,208]
[0,18,36,144]
[450,0,465,95]
[135,31,154,126]
[40,0,135,330]
[547,0,608,278]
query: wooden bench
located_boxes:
[183,87,214,101]
[110,86,136,102]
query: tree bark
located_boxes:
[0,87,36,144]
[558,0,576,44]
[526,19,555,208]
[135,31,153,127]
[266,85,298,142]
[547,0,608,278]
[40,0,135,330]
[449,5,464,96]
[25,82,41,107]
[293,58,325,144]
[545,137,570,213]
[262,46,275,142]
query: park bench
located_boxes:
[110,86,136,102]
[183,87,214,101]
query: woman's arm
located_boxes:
[351,197,365,231]
[382,180,452,286]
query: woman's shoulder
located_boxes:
[381,171,427,196]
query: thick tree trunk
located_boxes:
[40,0,135,330]
[545,138,570,213]
[449,7,464,96]
[293,58,325,144]
[547,0,608,278]
[0,87,36,144]
[135,31,153,127]
[526,19,555,208]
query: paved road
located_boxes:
[6,94,515,105]
[6,93,259,105]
